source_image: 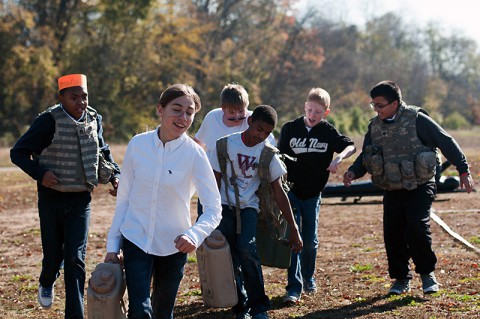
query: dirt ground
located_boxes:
[0,144,479,319]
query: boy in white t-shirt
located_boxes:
[195,84,274,217]
[194,83,251,161]
[194,83,276,161]
[210,105,303,319]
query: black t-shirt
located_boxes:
[278,117,354,199]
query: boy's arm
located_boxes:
[96,113,120,196]
[271,178,303,253]
[213,170,222,189]
[193,137,206,148]
[10,113,55,182]
[416,114,474,193]
[327,144,356,173]
[277,123,290,154]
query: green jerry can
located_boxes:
[256,224,292,269]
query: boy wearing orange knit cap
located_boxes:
[10,74,120,319]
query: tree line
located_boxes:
[1,0,479,145]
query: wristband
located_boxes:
[460,172,470,177]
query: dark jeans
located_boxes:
[217,205,270,316]
[38,190,91,319]
[122,237,187,319]
[383,181,437,280]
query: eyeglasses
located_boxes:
[227,116,247,121]
[370,101,392,109]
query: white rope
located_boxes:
[431,209,480,255]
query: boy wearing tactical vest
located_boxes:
[210,105,303,319]
[277,87,356,304]
[10,74,120,318]
[343,80,475,296]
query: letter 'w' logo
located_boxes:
[237,154,256,178]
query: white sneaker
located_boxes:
[282,293,301,304]
[38,284,54,308]
[421,272,440,294]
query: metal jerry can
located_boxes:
[196,230,238,307]
[87,262,127,319]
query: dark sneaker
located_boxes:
[388,279,411,295]
[252,312,269,319]
[235,311,252,319]
[304,281,317,294]
[38,284,54,308]
[282,292,301,304]
[421,272,440,294]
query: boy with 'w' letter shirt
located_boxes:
[277,87,356,304]
[210,105,302,319]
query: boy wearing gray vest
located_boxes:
[343,80,474,296]
[10,74,120,319]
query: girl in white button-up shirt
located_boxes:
[105,84,222,319]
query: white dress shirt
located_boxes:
[106,127,222,256]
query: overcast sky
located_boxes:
[295,0,480,45]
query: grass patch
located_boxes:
[19,284,38,293]
[469,236,480,244]
[12,274,33,282]
[350,263,373,273]
[183,289,202,297]
[360,274,385,283]
[25,228,41,236]
[431,290,480,305]
[459,276,480,283]
[388,295,421,306]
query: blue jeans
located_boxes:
[217,205,270,316]
[38,190,91,319]
[122,237,187,319]
[286,192,321,295]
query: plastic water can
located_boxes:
[87,262,127,319]
[196,230,238,307]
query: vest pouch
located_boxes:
[400,160,417,190]
[363,145,383,175]
[98,152,115,184]
[415,151,437,180]
[384,162,403,190]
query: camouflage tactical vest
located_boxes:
[38,105,100,192]
[363,104,437,191]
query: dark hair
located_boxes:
[158,84,201,111]
[370,80,402,103]
[220,83,249,110]
[251,105,277,127]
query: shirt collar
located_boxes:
[154,126,187,150]
[60,104,86,123]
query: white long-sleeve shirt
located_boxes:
[106,128,222,256]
